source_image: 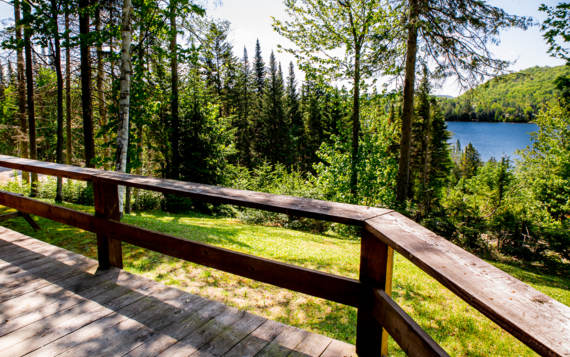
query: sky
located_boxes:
[206,0,566,96]
[0,0,565,97]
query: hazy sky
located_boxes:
[0,0,565,96]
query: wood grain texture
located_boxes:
[2,155,569,356]
[0,155,390,225]
[373,289,448,357]
[0,191,361,307]
[365,212,570,357]
[93,181,122,269]
[356,229,391,356]
[0,228,355,357]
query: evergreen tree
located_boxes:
[426,99,452,214]
[461,143,481,178]
[396,0,530,203]
[235,47,251,166]
[256,52,287,164]
[302,79,324,170]
[286,62,303,167]
[253,39,265,95]
[409,68,431,214]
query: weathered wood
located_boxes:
[124,299,227,356]
[2,155,570,356]
[223,319,286,357]
[0,229,357,357]
[0,191,361,307]
[0,263,96,303]
[0,273,120,336]
[365,212,570,357]
[373,289,448,356]
[0,155,389,225]
[320,339,356,357]
[156,309,246,356]
[0,285,141,355]
[255,325,309,356]
[193,311,266,356]
[93,180,122,269]
[31,295,167,357]
[288,332,332,357]
[356,228,393,357]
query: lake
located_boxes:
[446,121,538,162]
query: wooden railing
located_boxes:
[0,154,568,357]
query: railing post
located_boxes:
[356,228,394,357]
[93,180,123,269]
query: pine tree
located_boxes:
[250,39,266,165]
[286,62,302,167]
[253,39,265,95]
[426,99,452,214]
[302,79,323,170]
[236,47,251,166]
[461,143,481,179]
[256,52,287,164]
[410,67,431,212]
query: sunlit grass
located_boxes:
[1,202,567,356]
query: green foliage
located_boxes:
[442,65,570,122]
[516,99,569,259]
[224,162,326,231]
[460,143,481,179]
[3,201,567,355]
[312,97,399,208]
[539,2,570,65]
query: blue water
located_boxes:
[446,122,538,162]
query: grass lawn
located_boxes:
[1,202,568,356]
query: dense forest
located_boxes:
[442,65,570,122]
[0,0,567,267]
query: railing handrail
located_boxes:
[0,155,568,357]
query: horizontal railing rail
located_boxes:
[0,155,568,357]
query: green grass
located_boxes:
[1,202,568,356]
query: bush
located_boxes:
[222,163,328,233]
[130,189,163,212]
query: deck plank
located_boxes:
[223,319,286,357]
[0,227,355,357]
[255,326,310,356]
[124,298,227,356]
[192,311,266,356]
[0,277,119,337]
[0,285,139,355]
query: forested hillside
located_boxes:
[442,65,570,122]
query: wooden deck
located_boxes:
[0,226,355,357]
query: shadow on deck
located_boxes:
[0,227,355,357]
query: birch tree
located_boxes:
[116,0,133,214]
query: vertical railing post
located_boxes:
[356,228,394,356]
[93,180,123,269]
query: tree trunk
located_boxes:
[350,49,361,198]
[51,0,64,203]
[22,1,37,196]
[396,0,419,204]
[116,0,133,215]
[65,9,72,165]
[95,4,109,165]
[14,0,29,183]
[169,5,180,179]
[420,101,431,217]
[79,0,95,168]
